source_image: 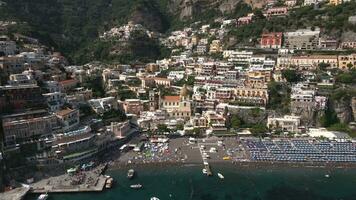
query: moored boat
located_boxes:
[217,173,224,179]
[150,197,160,200]
[105,177,114,188]
[130,184,142,189]
[127,169,135,179]
[37,193,48,200]
[202,168,207,174]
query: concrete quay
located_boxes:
[30,165,108,194]
[0,187,30,200]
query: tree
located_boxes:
[231,115,242,129]
[250,124,268,137]
[318,63,330,71]
[176,124,184,131]
[282,70,301,83]
[157,124,169,133]
[319,105,339,127]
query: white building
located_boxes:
[267,115,301,133]
[307,128,350,140]
[168,71,185,81]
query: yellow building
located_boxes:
[338,54,356,70]
[160,85,191,119]
[329,0,343,5]
[209,40,222,53]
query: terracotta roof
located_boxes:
[56,108,75,117]
[154,77,170,81]
[59,79,77,85]
[163,96,180,102]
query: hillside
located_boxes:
[0,0,355,64]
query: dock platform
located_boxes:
[29,165,108,194]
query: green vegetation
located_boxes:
[282,69,302,83]
[228,2,356,45]
[156,124,169,133]
[327,123,355,137]
[175,75,195,87]
[335,69,356,84]
[319,105,339,127]
[267,82,291,113]
[102,109,127,121]
[0,0,170,64]
[81,76,105,98]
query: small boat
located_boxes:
[130,184,142,189]
[217,173,224,179]
[202,168,207,174]
[127,169,135,179]
[105,177,114,189]
[150,197,160,200]
[325,174,330,178]
[37,193,48,200]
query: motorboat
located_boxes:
[217,173,224,179]
[127,169,135,179]
[105,177,114,189]
[37,193,48,200]
[130,184,143,189]
[202,168,207,174]
[150,197,160,200]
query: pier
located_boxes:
[204,163,212,176]
[198,142,213,176]
[29,164,108,194]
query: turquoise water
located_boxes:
[27,164,356,200]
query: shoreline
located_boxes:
[107,160,356,171]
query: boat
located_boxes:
[202,168,207,174]
[130,184,142,189]
[37,193,48,200]
[127,169,135,179]
[105,177,114,189]
[325,174,330,178]
[217,173,224,179]
[150,197,160,200]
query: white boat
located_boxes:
[150,197,160,200]
[105,177,114,189]
[127,169,135,179]
[130,184,142,189]
[217,173,224,179]
[325,174,330,178]
[202,168,207,174]
[37,193,48,200]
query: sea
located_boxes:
[26,164,356,200]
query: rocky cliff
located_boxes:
[167,0,243,20]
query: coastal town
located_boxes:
[0,0,355,199]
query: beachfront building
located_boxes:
[267,115,301,133]
[2,111,58,149]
